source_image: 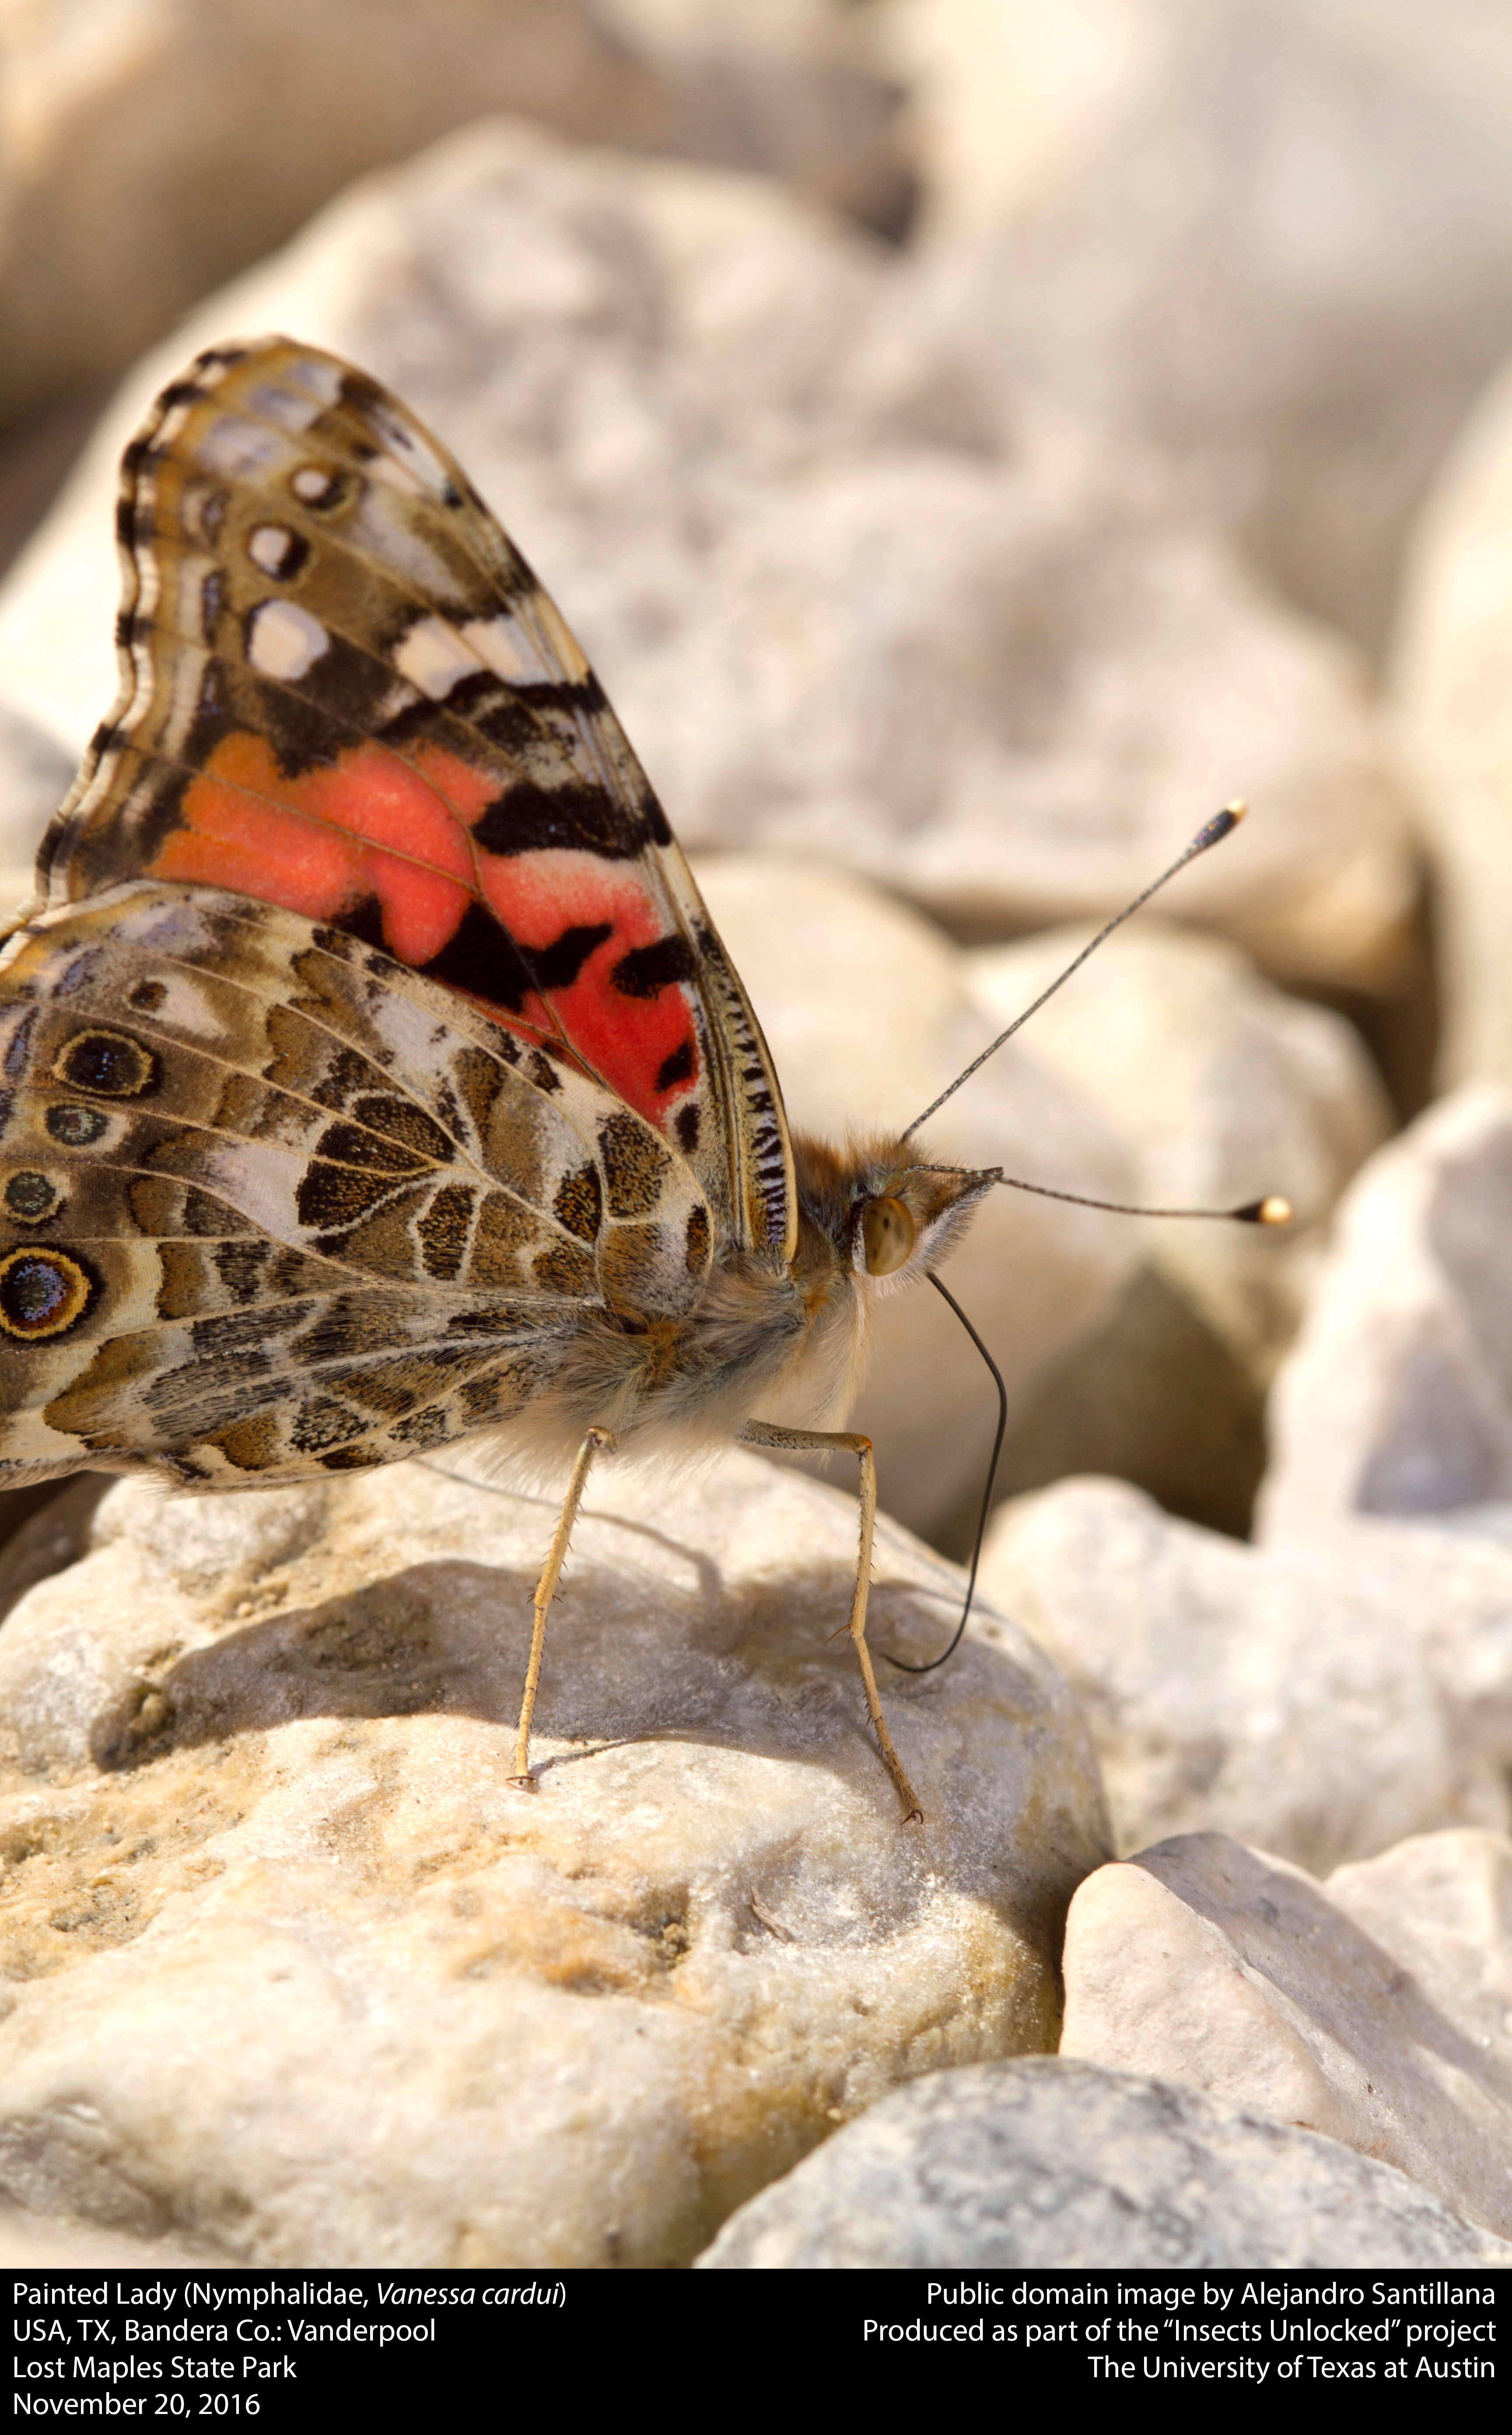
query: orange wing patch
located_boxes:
[36,337,795,1256]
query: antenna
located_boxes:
[885,1272,1008,1677]
[984,1175,1292,1225]
[902,801,1249,1142]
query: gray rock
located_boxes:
[0,118,1414,994]
[873,0,1512,664]
[593,0,918,237]
[977,1475,1512,1870]
[0,119,886,780]
[696,2055,1512,2266]
[1260,1085,1512,1537]
[965,921,1391,1387]
[1326,1829,1512,2078]
[1060,1832,1512,2239]
[0,0,675,427]
[963,921,1391,1533]
[0,1450,1108,2266]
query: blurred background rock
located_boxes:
[1,0,1510,1553]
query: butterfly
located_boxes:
[0,338,1008,1822]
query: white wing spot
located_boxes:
[370,452,427,501]
[460,614,552,685]
[394,615,481,701]
[199,420,287,481]
[248,525,297,576]
[292,466,334,502]
[248,599,330,680]
[535,595,591,683]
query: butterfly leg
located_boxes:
[739,1421,923,1824]
[508,1424,615,1790]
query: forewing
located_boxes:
[36,338,794,1263]
[0,883,714,1488]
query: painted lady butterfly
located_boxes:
[0,338,1010,1821]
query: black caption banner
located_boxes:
[4,2266,1507,2414]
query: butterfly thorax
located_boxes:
[488,1133,994,1470]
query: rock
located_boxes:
[0,0,673,428]
[0,119,884,776]
[962,920,1391,1532]
[1327,1829,1512,2083]
[976,1264,1274,1540]
[693,857,1138,1542]
[643,428,1413,994]
[1260,1085,1512,1538]
[0,700,74,921]
[0,1450,1108,2266]
[1395,354,1512,1090]
[965,922,1391,1382]
[593,0,919,238]
[695,2053,1512,2266]
[0,119,1414,997]
[872,0,1512,663]
[0,2206,213,2269]
[1059,1831,1512,2239]
[976,1475,1512,1870]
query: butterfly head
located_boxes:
[792,1136,995,1298]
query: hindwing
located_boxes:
[0,882,714,1488]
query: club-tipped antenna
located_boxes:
[982,1174,1292,1225]
[901,801,1249,1142]
[886,1272,1008,1677]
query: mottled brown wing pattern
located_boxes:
[0,882,713,1488]
[34,337,794,1263]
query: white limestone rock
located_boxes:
[1059,1830,1512,2240]
[1260,1085,1512,1539]
[0,118,1412,995]
[977,1476,1512,1870]
[0,1450,1109,2266]
[696,2054,1512,2267]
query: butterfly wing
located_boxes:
[0,881,714,1488]
[35,337,795,1267]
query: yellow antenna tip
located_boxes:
[1224,799,1249,822]
[1230,1193,1294,1225]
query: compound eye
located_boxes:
[859,1195,917,1277]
